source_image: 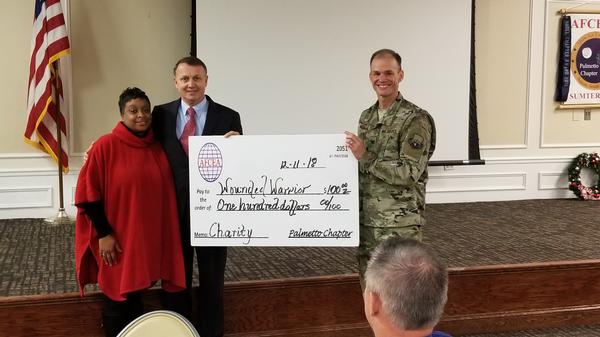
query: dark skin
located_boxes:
[99,98,150,267]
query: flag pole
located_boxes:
[45,60,73,226]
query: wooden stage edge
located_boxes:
[3,260,600,336]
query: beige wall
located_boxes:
[70,0,190,153]
[475,0,530,146]
[2,0,597,217]
[0,0,536,158]
[1,0,597,158]
[0,0,189,156]
[1,2,35,153]
[474,0,600,147]
[542,1,600,145]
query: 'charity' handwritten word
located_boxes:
[209,222,253,245]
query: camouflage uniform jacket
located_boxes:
[358,94,436,229]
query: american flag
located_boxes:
[24,0,70,172]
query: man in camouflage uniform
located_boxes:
[345,49,436,286]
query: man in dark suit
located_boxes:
[152,56,242,337]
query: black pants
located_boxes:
[102,292,144,337]
[163,246,227,337]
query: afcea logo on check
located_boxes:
[197,142,223,182]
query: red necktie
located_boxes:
[180,107,197,155]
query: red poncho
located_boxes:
[75,122,186,301]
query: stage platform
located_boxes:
[2,199,600,336]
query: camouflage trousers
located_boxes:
[357,224,422,290]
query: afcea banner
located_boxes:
[556,14,600,106]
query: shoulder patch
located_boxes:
[410,134,424,149]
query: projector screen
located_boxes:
[196,0,472,161]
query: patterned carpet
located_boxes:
[1,199,600,297]
[423,198,600,267]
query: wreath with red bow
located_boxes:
[568,152,600,200]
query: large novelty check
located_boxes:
[188,134,359,246]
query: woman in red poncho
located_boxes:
[75,87,186,337]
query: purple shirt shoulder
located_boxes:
[430,332,452,337]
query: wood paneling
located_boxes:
[2,261,600,336]
[438,260,600,334]
[223,275,364,334]
[0,293,104,336]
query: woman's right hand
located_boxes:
[99,234,122,266]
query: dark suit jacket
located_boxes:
[152,95,243,243]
